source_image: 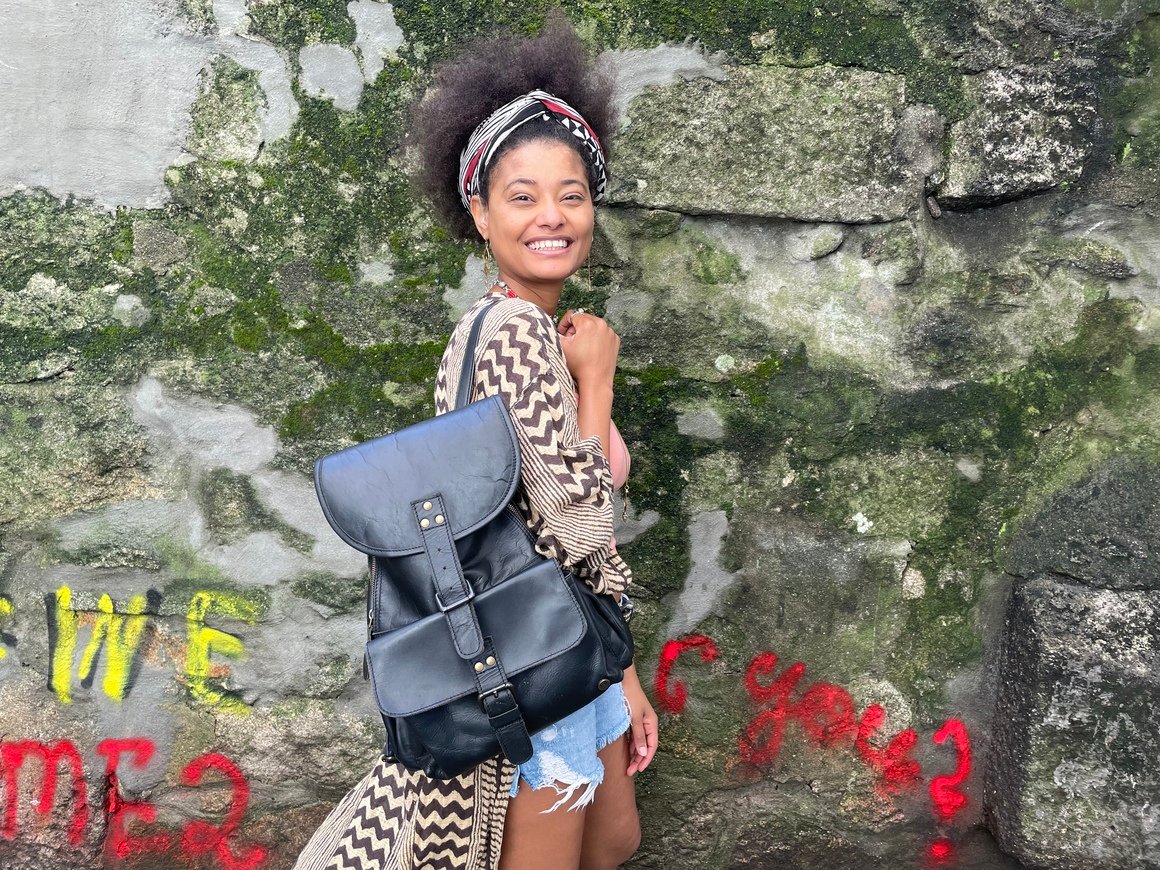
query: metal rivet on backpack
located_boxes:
[474,662,485,673]
[597,678,611,692]
[485,656,496,666]
[420,518,430,529]
[435,515,445,525]
[423,501,432,510]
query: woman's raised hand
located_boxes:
[558,309,620,391]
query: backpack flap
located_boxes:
[366,557,586,716]
[313,394,520,557]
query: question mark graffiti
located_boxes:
[924,718,972,865]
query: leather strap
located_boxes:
[474,637,533,764]
[416,295,534,763]
[455,296,501,411]
[414,495,484,660]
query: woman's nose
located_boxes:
[537,199,564,227]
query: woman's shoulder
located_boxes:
[450,294,559,357]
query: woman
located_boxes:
[295,17,657,870]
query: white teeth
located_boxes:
[528,239,568,251]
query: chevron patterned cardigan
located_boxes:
[294,294,632,870]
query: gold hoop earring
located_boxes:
[482,241,492,288]
[587,254,593,296]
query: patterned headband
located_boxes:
[458,89,607,210]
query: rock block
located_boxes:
[986,576,1160,868]
[610,65,936,223]
[1005,455,1160,591]
[939,68,1098,208]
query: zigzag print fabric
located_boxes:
[293,757,512,870]
[295,293,630,869]
[435,294,632,596]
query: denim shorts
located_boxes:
[509,681,632,812]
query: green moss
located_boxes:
[391,0,970,120]
[179,0,215,30]
[889,577,982,711]
[249,0,357,48]
[277,333,443,450]
[810,448,957,541]
[620,515,691,602]
[198,468,314,552]
[731,353,786,408]
[1030,236,1137,279]
[187,57,262,161]
[1110,14,1160,171]
[291,571,365,611]
[725,356,882,463]
[690,237,744,286]
[609,366,699,615]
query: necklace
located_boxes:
[491,280,517,299]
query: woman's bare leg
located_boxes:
[498,776,588,870]
[578,735,641,870]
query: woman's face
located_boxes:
[470,138,594,296]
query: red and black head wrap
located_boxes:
[458,89,608,210]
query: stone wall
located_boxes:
[1,1,1159,868]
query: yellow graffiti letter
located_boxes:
[184,591,260,714]
[76,593,149,700]
[0,597,13,660]
[47,586,152,703]
[48,587,79,703]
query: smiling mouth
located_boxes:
[526,239,571,252]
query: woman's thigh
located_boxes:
[579,735,641,870]
[498,777,589,870]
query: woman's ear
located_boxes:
[469,194,488,241]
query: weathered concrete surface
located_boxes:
[299,44,365,111]
[602,43,727,121]
[609,65,941,223]
[0,0,209,208]
[0,0,303,208]
[348,0,406,82]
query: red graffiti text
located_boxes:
[0,737,266,868]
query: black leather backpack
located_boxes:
[314,298,634,779]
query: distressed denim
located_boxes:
[509,682,632,812]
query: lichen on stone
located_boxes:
[187,56,264,162]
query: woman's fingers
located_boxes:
[640,708,659,771]
[557,308,578,336]
[624,697,659,776]
[628,714,648,775]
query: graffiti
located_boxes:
[735,648,925,791]
[929,718,971,821]
[180,753,267,870]
[854,703,922,787]
[48,588,157,703]
[184,591,262,715]
[98,738,173,858]
[0,737,266,868]
[658,634,974,831]
[1,739,89,846]
[654,634,719,714]
[42,585,255,711]
[0,596,13,659]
